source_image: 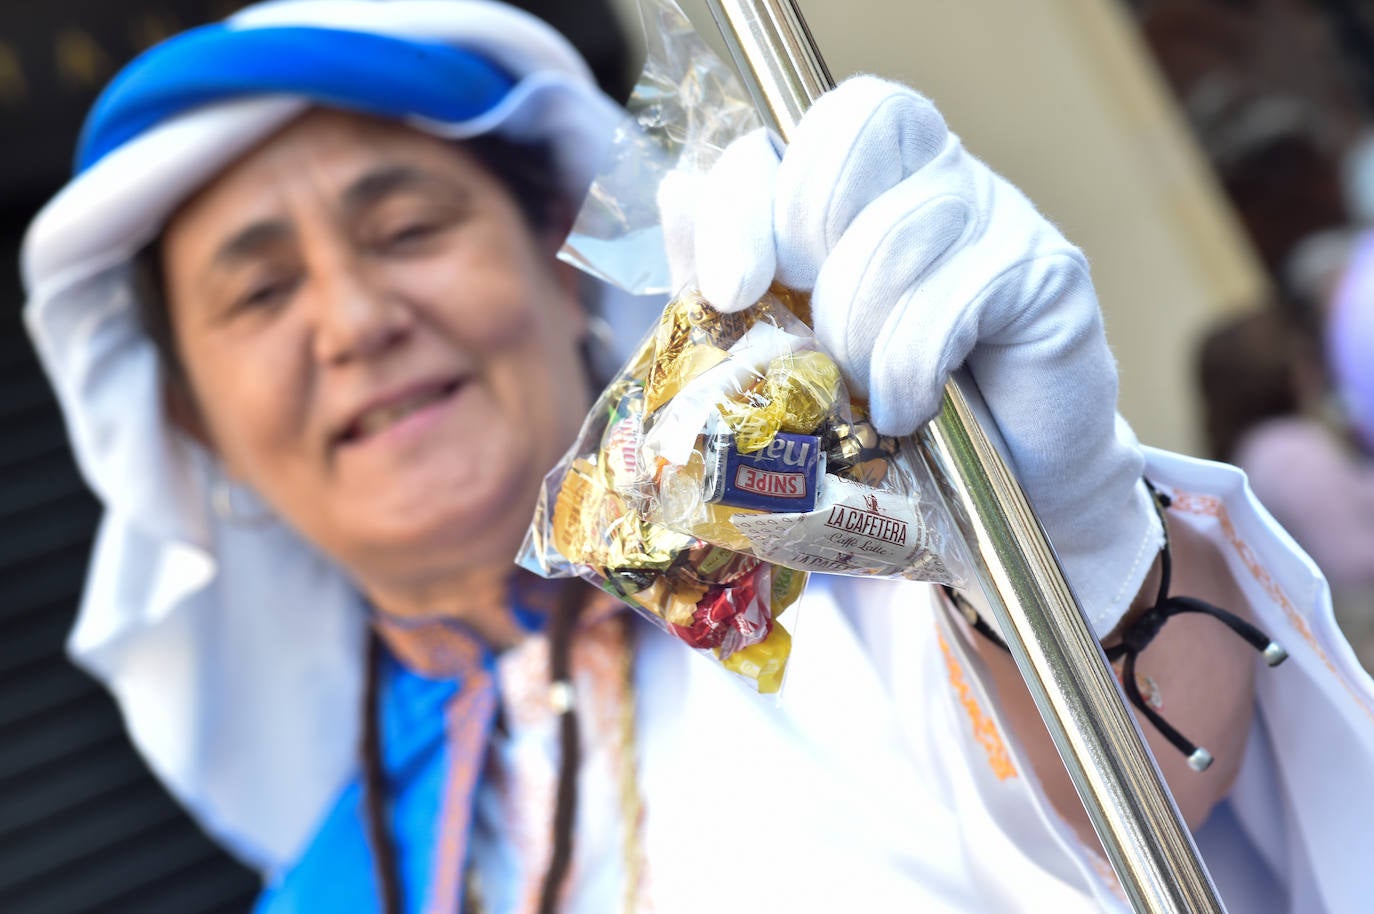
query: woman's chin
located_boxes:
[333,452,540,585]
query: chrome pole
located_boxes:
[700,2,1226,911]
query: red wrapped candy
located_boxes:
[668,565,773,657]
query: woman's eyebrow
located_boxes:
[212,221,295,271]
[341,164,461,214]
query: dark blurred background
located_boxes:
[0,2,630,911]
[4,0,1374,911]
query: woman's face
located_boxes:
[162,109,591,599]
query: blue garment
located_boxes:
[253,649,485,914]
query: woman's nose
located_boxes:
[311,267,413,365]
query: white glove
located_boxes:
[663,76,1163,638]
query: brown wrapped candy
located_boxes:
[683,543,761,586]
[848,455,892,488]
[851,420,880,450]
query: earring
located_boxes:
[210,476,276,527]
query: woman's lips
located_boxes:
[334,377,466,450]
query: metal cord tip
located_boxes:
[1262,642,1288,667]
[1188,748,1214,772]
[549,680,576,714]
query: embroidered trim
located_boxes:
[936,631,1018,781]
[1167,488,1374,723]
[427,671,498,914]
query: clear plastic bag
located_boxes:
[520,0,970,693]
[559,0,762,296]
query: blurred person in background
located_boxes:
[19,1,1374,912]
[1196,293,1374,671]
[1136,0,1365,280]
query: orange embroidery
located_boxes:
[374,616,485,681]
[1167,488,1374,723]
[936,631,1018,781]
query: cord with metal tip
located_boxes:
[944,479,1287,772]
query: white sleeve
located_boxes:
[1141,447,1374,913]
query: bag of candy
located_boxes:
[519,0,969,693]
[520,281,971,694]
[520,312,804,694]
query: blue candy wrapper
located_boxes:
[706,432,824,512]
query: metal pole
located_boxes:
[700,2,1227,911]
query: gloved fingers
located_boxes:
[657,168,704,298]
[863,237,1094,436]
[859,240,995,435]
[808,153,984,400]
[773,75,952,291]
[693,128,781,312]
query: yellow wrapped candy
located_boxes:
[552,457,605,562]
[717,385,786,453]
[644,293,743,414]
[770,350,841,435]
[715,350,841,454]
[691,502,764,553]
[721,624,793,694]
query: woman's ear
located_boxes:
[163,379,215,452]
[541,200,589,334]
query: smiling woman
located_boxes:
[150,113,591,630]
[18,1,1374,913]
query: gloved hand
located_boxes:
[660,76,1163,638]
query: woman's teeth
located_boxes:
[353,387,451,439]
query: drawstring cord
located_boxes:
[945,480,1288,773]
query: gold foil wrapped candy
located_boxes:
[825,419,900,487]
[644,292,754,414]
[716,350,841,453]
[718,383,786,454]
[770,350,841,435]
[552,457,604,562]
